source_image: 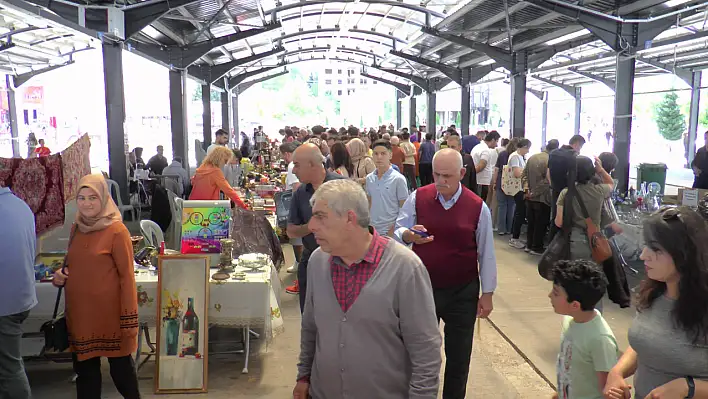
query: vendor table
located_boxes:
[23,259,284,374]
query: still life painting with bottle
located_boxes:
[156,256,209,393]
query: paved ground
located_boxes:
[26,236,643,398]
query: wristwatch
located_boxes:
[686,376,695,398]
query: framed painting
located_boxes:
[155,255,210,394]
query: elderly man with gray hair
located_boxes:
[395,148,497,399]
[294,179,441,399]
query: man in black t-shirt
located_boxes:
[146,145,169,175]
[548,135,585,238]
[286,143,345,312]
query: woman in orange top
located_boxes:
[52,174,141,398]
[189,146,248,209]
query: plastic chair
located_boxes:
[140,220,164,248]
[106,179,137,221]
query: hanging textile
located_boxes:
[60,134,91,203]
[0,154,65,235]
[230,207,285,271]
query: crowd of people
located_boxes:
[276,122,708,399]
[3,120,708,399]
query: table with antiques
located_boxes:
[23,254,284,375]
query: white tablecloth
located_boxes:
[25,261,284,351]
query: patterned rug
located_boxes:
[0,154,65,235]
[61,134,91,203]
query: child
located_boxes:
[549,260,619,399]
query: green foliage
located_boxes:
[192,85,220,102]
[383,100,393,123]
[653,92,686,141]
[700,108,708,127]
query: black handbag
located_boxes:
[40,286,69,352]
[40,227,76,352]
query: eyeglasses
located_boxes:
[660,207,682,222]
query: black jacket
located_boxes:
[462,152,478,194]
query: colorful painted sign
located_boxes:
[180,206,231,254]
[24,86,43,104]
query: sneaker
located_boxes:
[287,263,298,273]
[509,239,525,249]
[524,247,531,253]
[285,280,299,295]
[529,250,544,256]
[498,232,507,236]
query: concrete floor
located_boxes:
[26,236,642,398]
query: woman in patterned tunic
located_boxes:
[53,174,140,398]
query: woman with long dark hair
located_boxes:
[604,206,708,399]
[330,141,354,178]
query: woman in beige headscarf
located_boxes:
[346,138,376,185]
[53,174,141,398]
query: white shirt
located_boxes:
[508,151,526,170]
[286,162,299,190]
[471,143,498,185]
[207,143,225,155]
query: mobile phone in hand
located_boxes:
[410,229,430,238]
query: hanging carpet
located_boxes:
[0,154,65,235]
[61,134,91,203]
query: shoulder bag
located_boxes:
[575,190,613,263]
[502,153,523,196]
[538,188,573,280]
[40,226,77,352]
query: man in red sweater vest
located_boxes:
[395,148,498,399]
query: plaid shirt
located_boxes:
[330,230,388,312]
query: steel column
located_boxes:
[426,91,437,137]
[510,73,526,138]
[232,87,240,147]
[541,92,548,149]
[102,41,129,205]
[613,56,636,194]
[409,95,417,129]
[221,91,230,132]
[461,69,471,136]
[687,71,702,167]
[221,77,230,134]
[5,75,19,158]
[169,69,188,169]
[202,84,212,148]
[396,90,403,130]
[573,87,582,136]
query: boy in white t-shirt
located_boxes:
[549,260,619,399]
[471,131,500,202]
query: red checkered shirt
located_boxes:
[330,230,388,312]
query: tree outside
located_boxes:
[653,91,686,141]
[192,85,220,102]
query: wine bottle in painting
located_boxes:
[180,297,199,356]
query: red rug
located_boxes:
[0,154,65,235]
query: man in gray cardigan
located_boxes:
[294,179,441,399]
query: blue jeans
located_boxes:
[496,188,515,234]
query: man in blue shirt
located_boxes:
[0,186,37,399]
[462,130,484,154]
[366,140,409,236]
